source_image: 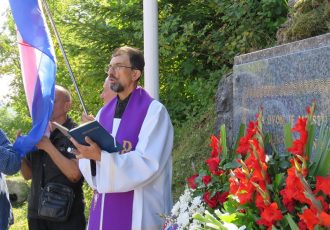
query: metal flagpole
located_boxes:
[41,0,88,115]
[143,0,159,100]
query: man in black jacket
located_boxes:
[21,85,86,230]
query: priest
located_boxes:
[72,46,174,230]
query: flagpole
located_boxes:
[41,0,88,115]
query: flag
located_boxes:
[9,0,56,156]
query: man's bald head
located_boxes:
[55,85,72,104]
[52,85,72,123]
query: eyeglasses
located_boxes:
[106,64,136,73]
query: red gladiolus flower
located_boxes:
[292,117,307,133]
[230,166,261,205]
[280,189,295,212]
[202,175,212,186]
[232,167,247,181]
[298,208,319,230]
[250,138,266,162]
[236,121,257,156]
[203,191,218,208]
[316,195,329,212]
[247,158,266,185]
[187,174,198,189]
[257,202,283,228]
[210,135,220,158]
[255,193,267,210]
[280,165,311,208]
[229,177,239,194]
[298,221,307,230]
[205,157,220,175]
[320,212,330,226]
[236,183,255,205]
[288,117,308,156]
[288,139,306,156]
[315,175,330,196]
[217,191,229,204]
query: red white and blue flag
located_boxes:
[9,0,56,156]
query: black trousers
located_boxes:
[28,215,86,230]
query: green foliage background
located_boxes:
[1,0,289,128]
[0,0,328,228]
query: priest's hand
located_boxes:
[70,136,101,161]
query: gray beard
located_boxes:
[110,82,124,93]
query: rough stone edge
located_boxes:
[215,73,233,147]
[234,33,330,65]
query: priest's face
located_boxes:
[107,54,139,98]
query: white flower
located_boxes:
[177,211,190,227]
[189,219,203,229]
[164,187,206,229]
[223,222,246,230]
[191,196,202,206]
[179,189,191,204]
[171,201,180,216]
[265,154,272,163]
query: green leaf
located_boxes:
[223,200,239,213]
[283,123,293,150]
[194,210,229,230]
[220,124,228,159]
[310,121,330,176]
[223,160,241,170]
[274,173,284,188]
[217,211,237,223]
[305,124,316,160]
[316,148,330,176]
[285,214,299,230]
[279,159,291,169]
[234,123,245,151]
[193,213,207,222]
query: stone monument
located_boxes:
[231,33,330,151]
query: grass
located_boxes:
[172,104,215,201]
[7,174,29,230]
[11,203,28,230]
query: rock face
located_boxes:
[6,178,29,204]
[215,73,233,147]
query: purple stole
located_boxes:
[88,87,153,230]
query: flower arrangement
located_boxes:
[167,102,330,229]
[162,188,206,229]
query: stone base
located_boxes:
[6,178,30,204]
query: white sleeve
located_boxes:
[95,100,173,193]
[94,108,102,121]
[79,158,96,189]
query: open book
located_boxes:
[52,120,122,153]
